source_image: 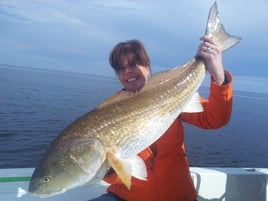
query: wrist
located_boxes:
[212,71,231,85]
[212,71,225,85]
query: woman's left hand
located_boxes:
[196,36,225,85]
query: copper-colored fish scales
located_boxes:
[28,2,241,198]
[63,58,204,157]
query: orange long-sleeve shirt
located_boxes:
[104,71,233,201]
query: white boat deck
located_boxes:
[0,167,267,201]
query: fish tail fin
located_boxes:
[206,2,241,51]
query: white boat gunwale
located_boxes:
[0,167,267,201]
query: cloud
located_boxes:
[0,0,267,77]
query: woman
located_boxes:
[89,38,232,201]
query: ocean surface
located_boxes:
[0,66,268,169]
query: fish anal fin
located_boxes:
[182,92,203,113]
[106,151,147,190]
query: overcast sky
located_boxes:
[1,0,268,92]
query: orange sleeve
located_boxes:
[103,170,121,184]
[181,70,233,129]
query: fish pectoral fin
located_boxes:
[182,92,203,113]
[128,155,147,181]
[106,151,147,190]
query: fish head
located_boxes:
[29,138,106,197]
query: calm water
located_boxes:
[0,66,268,168]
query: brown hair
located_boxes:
[109,39,150,72]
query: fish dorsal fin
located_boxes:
[97,59,197,109]
[97,90,137,109]
[139,59,196,93]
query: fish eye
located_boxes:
[43,177,50,183]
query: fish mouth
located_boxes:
[30,188,66,198]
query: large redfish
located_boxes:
[28,2,240,198]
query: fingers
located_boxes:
[200,36,217,46]
[201,44,217,54]
[196,36,221,58]
[196,36,225,85]
[197,44,215,59]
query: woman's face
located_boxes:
[116,58,150,92]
